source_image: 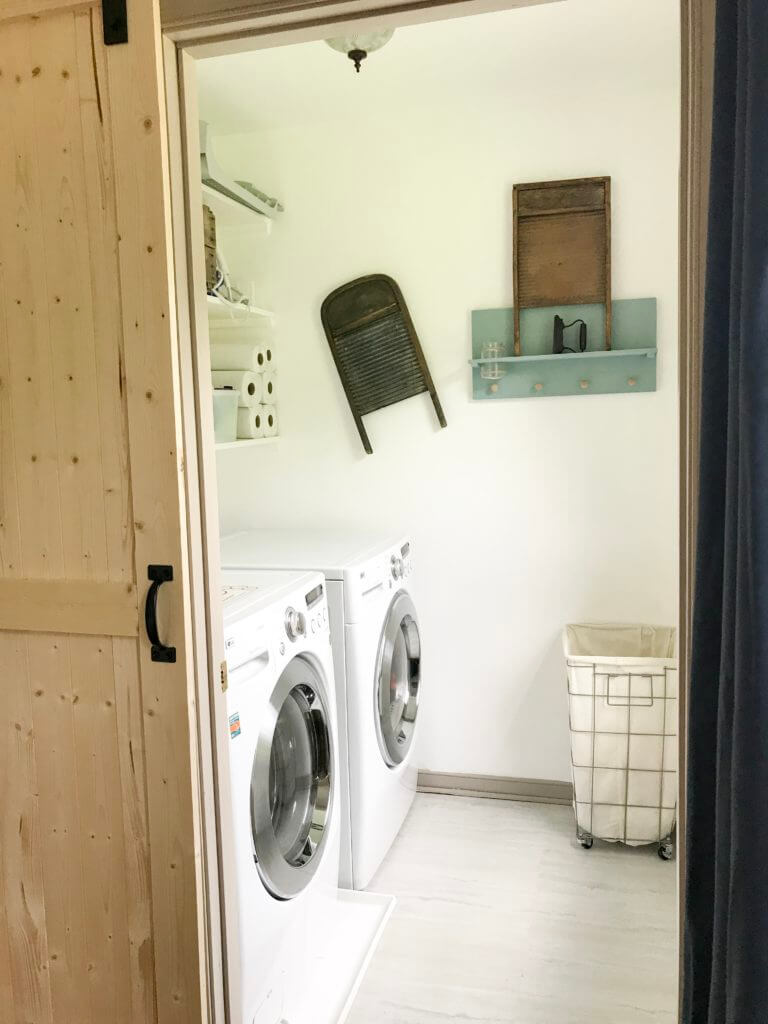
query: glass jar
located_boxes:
[480,341,507,380]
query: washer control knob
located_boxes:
[391,555,403,579]
[284,607,305,641]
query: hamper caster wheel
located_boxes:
[658,841,674,861]
[579,836,593,850]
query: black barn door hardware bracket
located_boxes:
[103,0,128,45]
[145,565,176,664]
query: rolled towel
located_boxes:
[210,340,268,372]
[261,404,278,437]
[236,406,266,439]
[211,370,262,407]
[260,370,277,404]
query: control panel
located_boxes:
[390,542,412,582]
[285,582,329,642]
[284,606,306,642]
[306,602,328,636]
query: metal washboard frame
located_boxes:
[321,274,447,454]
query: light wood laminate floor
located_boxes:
[346,794,676,1024]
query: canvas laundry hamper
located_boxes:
[563,623,678,859]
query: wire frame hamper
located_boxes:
[563,623,678,860]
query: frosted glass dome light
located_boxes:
[325,28,395,73]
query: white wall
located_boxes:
[205,0,680,782]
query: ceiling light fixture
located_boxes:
[325,28,394,73]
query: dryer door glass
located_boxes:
[375,591,421,767]
[250,655,333,900]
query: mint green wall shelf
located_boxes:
[470,298,657,400]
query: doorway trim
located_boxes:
[678,0,714,1012]
[161,2,713,1020]
[162,0,559,48]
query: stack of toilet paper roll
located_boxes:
[210,339,278,440]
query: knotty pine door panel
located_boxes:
[0,4,206,1023]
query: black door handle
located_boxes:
[145,565,177,663]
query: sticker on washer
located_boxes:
[229,713,241,739]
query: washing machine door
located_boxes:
[375,590,421,767]
[250,654,334,900]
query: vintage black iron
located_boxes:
[321,274,447,454]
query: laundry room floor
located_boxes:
[345,794,677,1024]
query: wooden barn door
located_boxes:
[0,2,207,1023]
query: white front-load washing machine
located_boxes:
[220,569,340,1024]
[220,531,422,890]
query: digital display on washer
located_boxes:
[401,543,410,557]
[305,583,324,609]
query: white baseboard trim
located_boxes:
[417,770,573,806]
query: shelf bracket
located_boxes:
[103,0,128,45]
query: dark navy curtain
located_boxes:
[683,1,768,1021]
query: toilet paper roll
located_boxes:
[261,404,278,437]
[211,370,262,407]
[236,406,266,439]
[263,342,275,367]
[210,340,268,372]
[260,370,278,404]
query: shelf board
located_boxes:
[201,183,272,232]
[215,437,279,451]
[471,346,657,399]
[471,299,658,400]
[206,294,274,324]
[470,347,656,367]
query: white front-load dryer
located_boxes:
[220,569,340,1024]
[220,530,422,890]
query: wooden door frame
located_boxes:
[161,2,714,1020]
[162,0,559,48]
[678,0,714,1013]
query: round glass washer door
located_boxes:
[250,655,334,900]
[375,591,421,767]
